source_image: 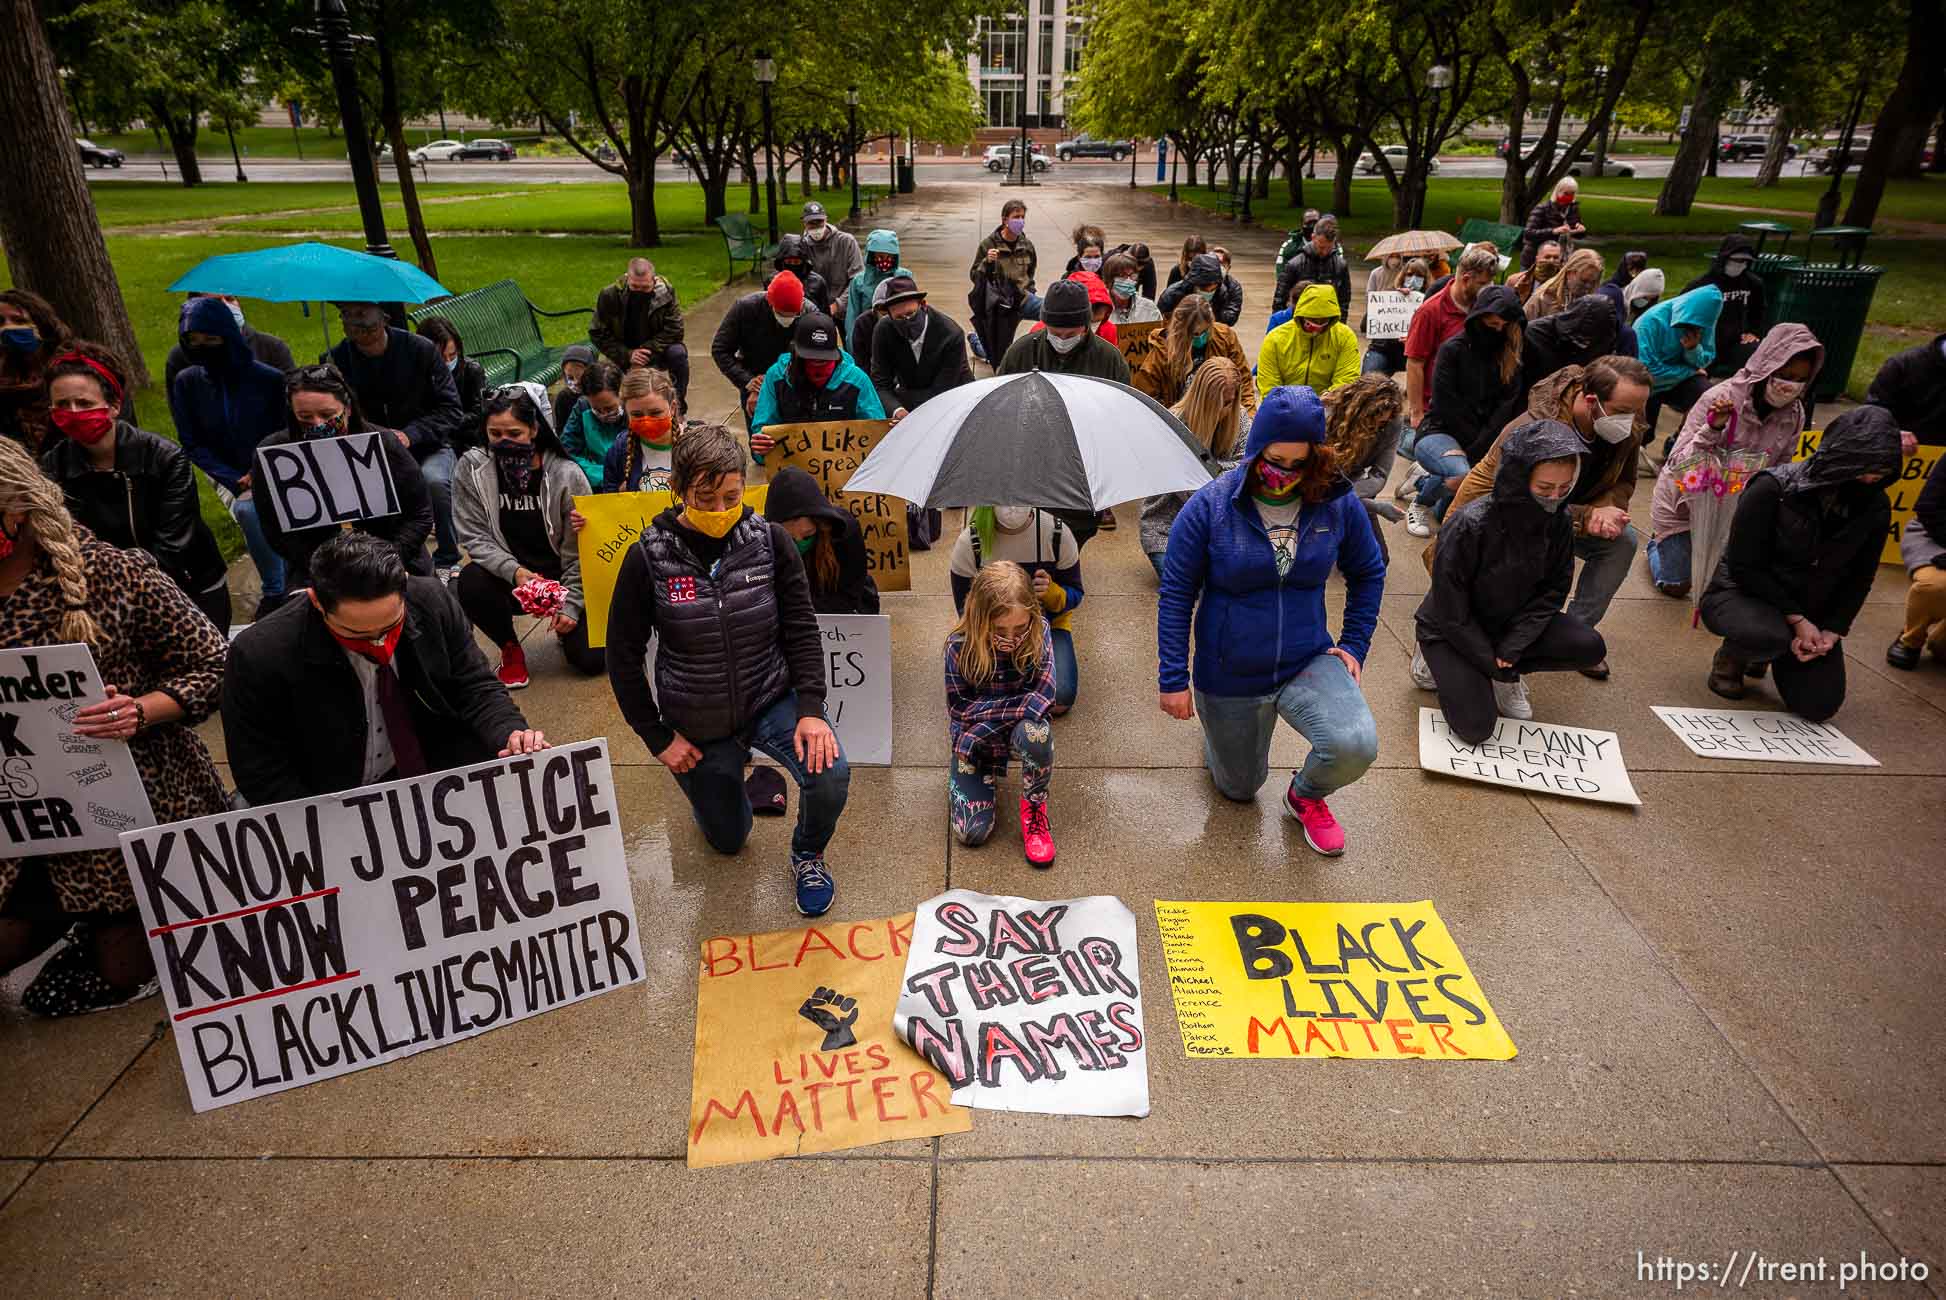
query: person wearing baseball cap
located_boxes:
[747,310,884,464]
[798,201,861,320]
[996,279,1129,383]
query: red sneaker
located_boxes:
[496,641,530,690]
[1020,798,1056,867]
[1284,788,1345,856]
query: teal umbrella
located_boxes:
[168,241,449,303]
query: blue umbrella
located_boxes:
[168,241,450,303]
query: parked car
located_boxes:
[1357,145,1439,176]
[984,142,1051,173]
[1718,134,1798,163]
[1810,142,1868,175]
[1055,133,1131,162]
[410,138,467,162]
[452,138,516,162]
[1567,160,1635,178]
[75,138,124,168]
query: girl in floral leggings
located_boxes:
[943,562,1056,866]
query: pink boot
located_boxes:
[1020,798,1056,867]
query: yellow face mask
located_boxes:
[683,502,742,538]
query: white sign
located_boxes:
[1364,289,1424,341]
[894,889,1150,1117]
[644,614,892,766]
[257,432,401,532]
[1417,707,1641,806]
[119,740,645,1111]
[1650,706,1879,767]
[0,643,155,853]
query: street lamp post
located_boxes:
[1591,63,1610,179]
[312,0,395,260]
[1419,63,1454,228]
[1815,78,1868,228]
[754,51,780,246]
[846,86,861,219]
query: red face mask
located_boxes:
[1300,319,1328,334]
[312,593,405,665]
[0,517,18,562]
[802,358,838,386]
[51,406,114,445]
[1555,193,1573,206]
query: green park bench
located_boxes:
[408,280,593,388]
[1456,218,1524,257]
[715,212,781,280]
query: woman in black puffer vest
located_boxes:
[604,424,850,918]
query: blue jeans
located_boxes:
[1194,652,1378,802]
[226,489,285,600]
[1019,292,1044,322]
[1647,531,1692,589]
[1051,627,1078,711]
[1147,549,1168,580]
[1568,524,1640,629]
[1413,432,1469,513]
[671,691,851,860]
[418,445,460,568]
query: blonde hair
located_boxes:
[0,438,98,646]
[1161,297,1216,395]
[949,560,1044,689]
[618,366,681,488]
[1172,357,1241,459]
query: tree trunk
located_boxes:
[627,163,660,246]
[1656,67,1729,216]
[1330,136,1355,215]
[160,111,203,187]
[1845,0,1939,227]
[374,8,438,278]
[1391,170,1419,230]
[744,139,761,213]
[1497,72,1533,223]
[0,0,148,383]
[1753,112,1793,188]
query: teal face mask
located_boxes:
[1192,331,1209,348]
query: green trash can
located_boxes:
[1770,262,1885,402]
[1752,251,1801,307]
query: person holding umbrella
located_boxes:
[1156,385,1386,856]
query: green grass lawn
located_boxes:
[87,180,526,227]
[1575,175,1945,227]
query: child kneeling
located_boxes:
[945,562,1057,866]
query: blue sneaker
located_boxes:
[791,854,836,917]
[968,330,987,362]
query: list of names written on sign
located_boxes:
[1155,903,1225,1057]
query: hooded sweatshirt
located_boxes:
[844,230,901,332]
[1026,271,1121,347]
[167,295,291,492]
[1256,283,1362,400]
[1866,334,1946,446]
[1521,295,1618,390]
[452,379,595,620]
[1415,419,1586,675]
[1156,385,1387,696]
[1635,285,1724,393]
[1651,323,1825,541]
[1682,234,1767,364]
[763,465,879,615]
[1703,405,1900,634]
[1421,284,1526,461]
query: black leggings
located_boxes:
[0,868,152,989]
[1649,373,1711,451]
[1420,613,1606,745]
[454,563,606,675]
[1700,588,1848,721]
[191,580,232,637]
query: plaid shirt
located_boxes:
[944,618,1056,761]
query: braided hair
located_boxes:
[0,437,99,646]
[617,366,681,490]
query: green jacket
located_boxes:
[589,274,684,369]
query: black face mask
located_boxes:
[186,342,228,370]
[894,312,926,341]
[491,441,538,492]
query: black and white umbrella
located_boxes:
[846,372,1215,511]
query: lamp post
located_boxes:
[312,0,395,260]
[1418,63,1454,228]
[846,86,861,219]
[1591,63,1610,179]
[1815,78,1868,228]
[754,51,780,245]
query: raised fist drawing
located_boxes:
[798,986,860,1051]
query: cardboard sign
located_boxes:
[1417,708,1641,806]
[119,741,645,1111]
[1363,289,1424,341]
[1153,900,1516,1061]
[257,432,400,532]
[0,644,155,853]
[1114,319,1162,360]
[689,913,972,1167]
[573,486,769,649]
[894,890,1149,1117]
[1795,430,1941,564]
[766,420,911,592]
[1650,706,1879,766]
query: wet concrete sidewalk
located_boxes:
[1,180,1941,1298]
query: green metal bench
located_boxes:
[408,279,592,388]
[1456,218,1523,257]
[715,212,780,280]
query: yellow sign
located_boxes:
[1153,900,1516,1061]
[688,914,972,1168]
[1115,319,1162,362]
[1794,430,1941,564]
[766,419,911,592]
[573,485,767,648]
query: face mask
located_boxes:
[1402,276,1425,292]
[1592,407,1635,444]
[872,257,895,273]
[50,406,115,445]
[1723,259,1751,279]
[445,356,459,373]
[991,629,1024,654]
[1536,263,1561,280]
[1,327,40,355]
[322,612,404,666]
[801,358,837,386]
[186,342,227,370]
[630,413,674,444]
[773,310,798,330]
[1112,278,1139,299]
[683,502,742,538]
[894,312,925,341]
[1004,217,1025,236]
[1256,458,1304,494]
[1192,331,1209,349]
[1194,289,1215,302]
[300,412,346,440]
[1764,377,1805,406]
[491,439,537,491]
[0,516,17,562]
[1532,490,1569,513]
[806,223,831,241]
[1046,330,1084,354]
[1555,193,1573,206]
[1079,256,1102,272]
[1630,298,1652,313]
[993,506,1033,531]
[794,533,816,556]
[562,376,581,394]
[1300,319,1327,334]
[226,301,246,329]
[591,406,626,428]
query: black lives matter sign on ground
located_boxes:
[0,643,154,854]
[119,741,645,1111]
[257,431,401,532]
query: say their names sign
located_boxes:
[1418,708,1641,806]
[1651,706,1879,766]
[1362,290,1424,341]
[894,890,1150,1117]
[257,432,401,533]
[119,741,645,1112]
[767,419,911,592]
[0,644,155,853]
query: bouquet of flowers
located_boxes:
[513,575,567,620]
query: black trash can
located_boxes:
[896,157,915,194]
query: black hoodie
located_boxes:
[762,466,880,615]
[1521,295,1618,392]
[1416,418,1586,676]
[1682,234,1767,366]
[1422,284,1527,462]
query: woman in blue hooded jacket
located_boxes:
[167,294,293,609]
[1635,284,1723,444]
[1156,385,1386,857]
[844,230,900,332]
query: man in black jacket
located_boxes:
[223,531,541,805]
[330,302,467,576]
[589,258,689,405]
[711,271,805,424]
[1159,252,1246,326]
[1867,333,1946,446]
[869,275,974,422]
[1271,217,1351,324]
